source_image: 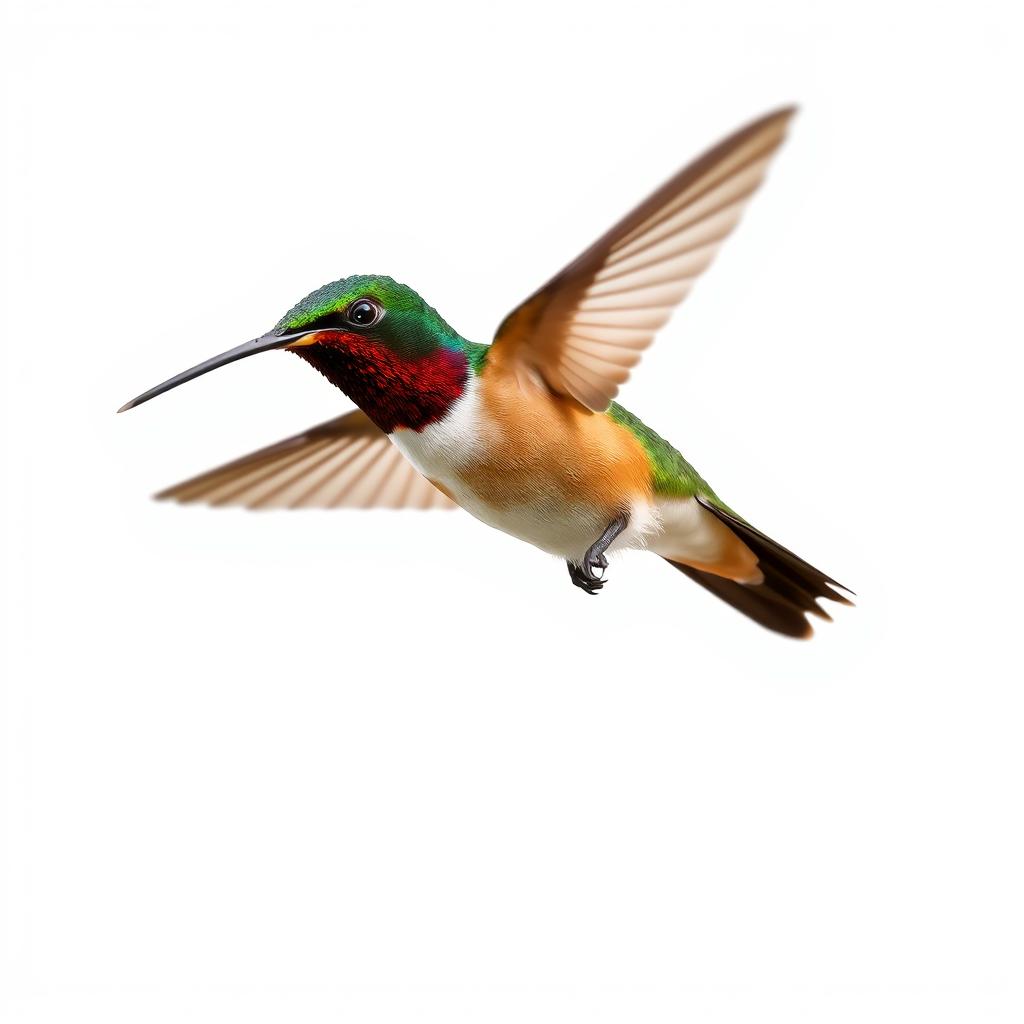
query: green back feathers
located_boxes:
[607,402,720,503]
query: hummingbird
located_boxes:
[119,107,851,637]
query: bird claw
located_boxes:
[567,563,605,594]
[567,551,611,594]
[565,513,628,596]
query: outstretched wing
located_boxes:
[156,409,456,510]
[491,108,796,411]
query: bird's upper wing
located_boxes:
[491,108,796,411]
[156,409,456,510]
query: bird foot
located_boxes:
[566,514,628,596]
[567,554,608,595]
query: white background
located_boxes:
[2,1,1022,1021]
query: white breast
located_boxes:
[389,374,486,481]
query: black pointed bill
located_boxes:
[117,331,319,413]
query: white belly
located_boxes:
[444,485,661,562]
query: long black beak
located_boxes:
[117,331,315,413]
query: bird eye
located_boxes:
[346,299,384,328]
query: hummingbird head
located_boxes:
[118,275,475,433]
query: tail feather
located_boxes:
[665,497,853,639]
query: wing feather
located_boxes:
[156,410,457,511]
[491,108,796,411]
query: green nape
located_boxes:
[607,402,732,509]
[275,274,488,372]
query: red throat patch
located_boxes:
[291,332,467,434]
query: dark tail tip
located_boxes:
[665,497,852,638]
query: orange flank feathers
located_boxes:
[470,342,654,519]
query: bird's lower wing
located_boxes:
[155,409,456,510]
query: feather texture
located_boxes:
[492,108,796,411]
[156,410,455,510]
[665,497,853,638]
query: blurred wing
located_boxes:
[156,409,456,510]
[492,108,796,411]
